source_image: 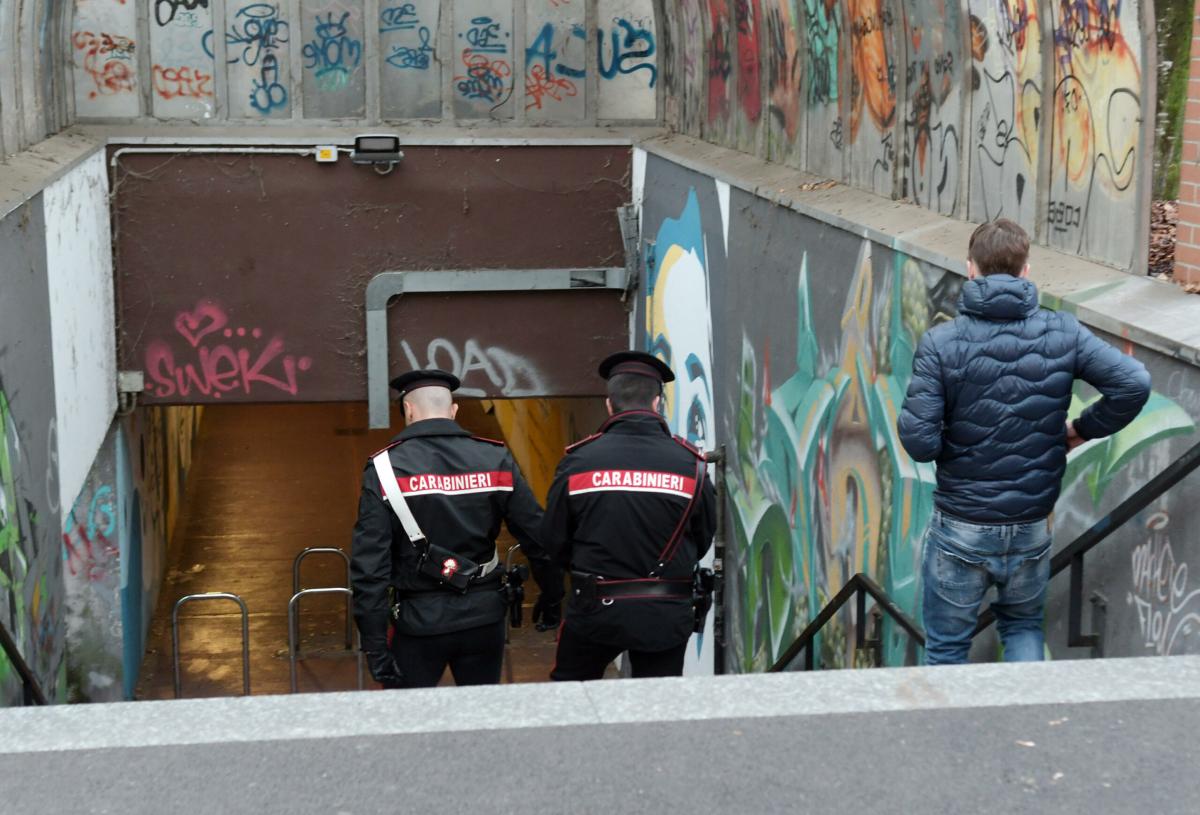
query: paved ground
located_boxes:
[4,657,1199,813]
[136,401,564,700]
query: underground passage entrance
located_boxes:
[135,397,607,700]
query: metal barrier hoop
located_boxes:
[172,592,251,699]
[288,587,365,693]
[292,547,353,649]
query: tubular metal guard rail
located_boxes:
[0,619,47,705]
[172,592,251,698]
[767,573,925,672]
[292,547,353,650]
[288,587,364,693]
[768,438,1200,672]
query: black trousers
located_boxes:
[390,618,506,688]
[550,622,688,681]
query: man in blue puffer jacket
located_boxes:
[898,219,1150,665]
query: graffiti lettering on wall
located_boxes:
[144,301,314,399]
[525,21,585,111]
[72,32,136,99]
[455,16,513,104]
[382,3,434,70]
[967,0,1041,228]
[399,338,547,399]
[1128,512,1200,656]
[217,2,291,114]
[152,64,213,100]
[598,17,657,87]
[155,0,209,27]
[303,11,362,91]
[679,0,706,132]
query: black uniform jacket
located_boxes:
[351,418,561,648]
[542,410,716,651]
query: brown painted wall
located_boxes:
[112,146,632,403]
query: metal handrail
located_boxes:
[767,573,925,672]
[292,547,353,649]
[288,587,364,693]
[0,619,47,705]
[767,439,1200,672]
[172,592,251,698]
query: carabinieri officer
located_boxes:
[542,351,716,680]
[351,369,562,688]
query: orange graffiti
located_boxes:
[1051,0,1140,190]
[847,0,895,141]
[525,65,577,111]
[152,65,214,100]
[72,31,136,99]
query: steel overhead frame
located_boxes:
[364,267,628,429]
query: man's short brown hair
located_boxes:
[968,219,1030,277]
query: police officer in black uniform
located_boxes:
[543,351,716,680]
[351,369,562,688]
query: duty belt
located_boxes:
[572,573,693,602]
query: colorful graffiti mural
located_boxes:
[656,0,1149,270]
[640,155,1200,675]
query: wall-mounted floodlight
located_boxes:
[351,134,403,175]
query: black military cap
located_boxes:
[598,350,675,384]
[389,369,461,397]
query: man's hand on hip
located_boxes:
[1065,420,1085,452]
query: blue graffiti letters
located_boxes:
[303,11,362,90]
[597,18,657,87]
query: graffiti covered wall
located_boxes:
[639,151,1200,674]
[0,199,66,704]
[68,0,659,123]
[656,0,1153,271]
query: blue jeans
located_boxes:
[921,510,1052,665]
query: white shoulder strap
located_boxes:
[372,451,426,543]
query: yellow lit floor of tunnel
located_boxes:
[135,398,603,700]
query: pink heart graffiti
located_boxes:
[174,301,228,348]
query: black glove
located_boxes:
[532,595,561,631]
[364,649,404,689]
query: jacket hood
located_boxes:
[958,274,1039,321]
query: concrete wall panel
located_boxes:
[802,0,845,181]
[596,0,658,120]
[71,0,140,117]
[44,150,118,518]
[224,0,294,118]
[845,0,899,198]
[379,0,442,118]
[966,0,1042,232]
[677,0,706,137]
[301,0,367,118]
[149,0,218,119]
[524,0,587,122]
[452,0,515,119]
[1046,0,1146,269]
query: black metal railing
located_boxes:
[765,438,1200,673]
[0,619,47,705]
[767,573,925,672]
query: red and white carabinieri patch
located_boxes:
[567,470,696,499]
[397,471,514,496]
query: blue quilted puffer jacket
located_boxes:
[898,274,1150,523]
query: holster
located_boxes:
[692,567,715,633]
[505,564,528,628]
[415,541,479,592]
